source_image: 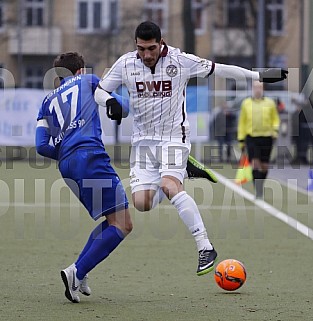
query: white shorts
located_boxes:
[129,140,191,193]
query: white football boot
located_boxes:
[60,263,80,303]
[79,274,91,296]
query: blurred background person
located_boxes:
[276,98,286,114]
[291,95,313,165]
[237,81,280,199]
[214,101,236,163]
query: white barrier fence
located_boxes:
[0,88,211,146]
[0,89,45,146]
[0,88,300,147]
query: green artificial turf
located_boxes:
[0,157,312,321]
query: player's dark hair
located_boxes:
[53,52,85,79]
[135,21,161,42]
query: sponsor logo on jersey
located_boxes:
[131,72,141,76]
[135,80,172,98]
[130,172,139,184]
[166,64,178,77]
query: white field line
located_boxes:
[211,170,313,241]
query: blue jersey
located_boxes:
[37,74,103,161]
[36,73,129,219]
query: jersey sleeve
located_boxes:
[35,98,58,160]
[37,99,46,121]
[90,74,100,93]
[98,57,124,92]
[214,63,259,81]
[35,125,58,160]
[179,52,215,78]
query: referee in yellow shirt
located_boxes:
[237,81,280,199]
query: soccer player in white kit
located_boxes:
[95,21,288,275]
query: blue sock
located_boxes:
[76,225,124,280]
[75,220,109,266]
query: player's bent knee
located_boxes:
[132,192,153,212]
[107,209,133,236]
[133,200,152,212]
[118,221,133,236]
[121,210,133,235]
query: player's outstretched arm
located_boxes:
[259,68,288,83]
[213,63,288,83]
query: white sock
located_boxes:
[151,187,167,209]
[170,191,213,251]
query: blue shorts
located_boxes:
[59,148,128,220]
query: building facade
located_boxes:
[0,0,306,91]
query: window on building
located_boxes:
[24,65,44,88]
[110,0,118,31]
[267,0,284,36]
[24,0,46,27]
[0,1,3,29]
[143,0,168,32]
[77,0,119,33]
[227,0,247,28]
[192,0,206,34]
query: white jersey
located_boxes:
[99,44,215,144]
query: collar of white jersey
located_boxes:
[136,42,169,59]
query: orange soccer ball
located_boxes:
[214,259,247,291]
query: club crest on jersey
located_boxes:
[166,64,178,77]
[200,59,210,70]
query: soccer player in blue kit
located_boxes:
[36,52,132,303]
